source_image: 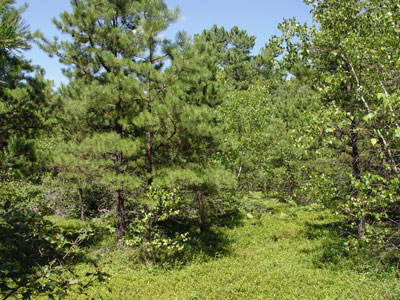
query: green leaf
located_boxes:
[363,113,375,122]
[394,128,400,138]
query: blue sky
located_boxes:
[15,0,313,87]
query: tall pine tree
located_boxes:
[39,0,234,238]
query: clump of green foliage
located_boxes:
[125,187,189,263]
[0,202,108,299]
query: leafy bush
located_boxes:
[0,179,46,212]
[344,172,400,263]
[237,191,272,215]
[124,187,189,263]
[42,176,114,218]
[0,201,107,299]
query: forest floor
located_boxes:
[53,200,399,300]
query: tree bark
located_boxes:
[147,130,153,186]
[146,43,154,187]
[146,73,153,186]
[197,191,206,233]
[115,151,125,245]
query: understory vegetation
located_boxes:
[43,201,400,300]
[1,0,399,299]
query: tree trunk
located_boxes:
[146,69,154,186]
[197,191,206,233]
[115,151,125,245]
[147,130,153,186]
[77,178,85,222]
[358,214,366,246]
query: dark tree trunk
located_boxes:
[349,120,365,245]
[147,130,153,186]
[115,151,125,245]
[77,178,85,222]
[146,67,154,187]
[197,191,206,233]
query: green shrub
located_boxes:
[0,202,107,299]
[124,187,189,264]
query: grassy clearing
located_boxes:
[50,201,399,300]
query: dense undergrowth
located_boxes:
[38,200,400,300]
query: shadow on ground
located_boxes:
[160,210,245,266]
[301,219,354,267]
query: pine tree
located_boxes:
[37,0,180,243]
[151,34,236,232]
[39,0,234,238]
[0,0,54,180]
[198,25,284,91]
